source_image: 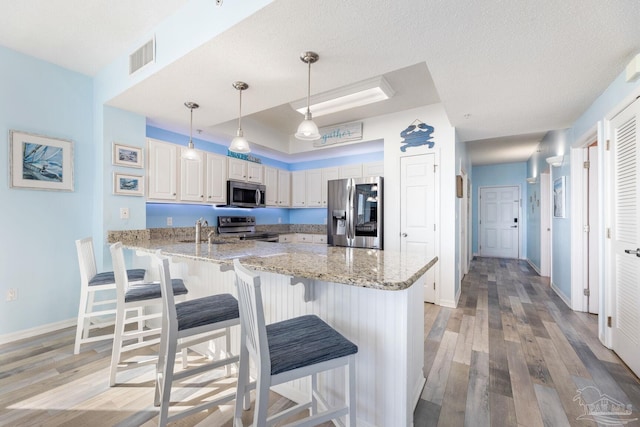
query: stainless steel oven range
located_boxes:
[217,215,279,242]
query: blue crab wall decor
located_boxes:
[400,120,435,152]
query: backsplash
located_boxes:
[108,224,327,244]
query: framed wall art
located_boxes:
[553,176,566,218]
[113,172,144,196]
[9,130,74,192]
[112,143,143,168]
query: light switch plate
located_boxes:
[120,207,129,219]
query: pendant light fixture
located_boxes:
[229,81,251,153]
[182,101,200,160]
[295,51,321,141]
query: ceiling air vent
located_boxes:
[129,38,155,75]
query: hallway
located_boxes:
[414,257,640,426]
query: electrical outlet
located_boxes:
[120,207,129,219]
[167,217,173,226]
[278,217,281,224]
[6,288,17,302]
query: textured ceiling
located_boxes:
[2,0,640,164]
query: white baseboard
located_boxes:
[527,259,542,275]
[550,282,571,308]
[0,318,75,345]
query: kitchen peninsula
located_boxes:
[120,237,437,426]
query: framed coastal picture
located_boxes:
[112,143,143,168]
[553,176,566,218]
[9,130,74,191]
[113,172,144,196]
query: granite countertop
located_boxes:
[124,239,438,291]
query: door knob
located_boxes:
[624,248,640,257]
[511,225,518,228]
[401,233,408,237]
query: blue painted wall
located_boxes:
[471,162,528,257]
[0,46,94,335]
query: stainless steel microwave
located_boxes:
[226,180,266,208]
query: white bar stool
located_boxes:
[233,258,358,427]
[154,257,240,427]
[74,237,146,354]
[109,242,188,386]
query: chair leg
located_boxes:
[234,340,250,425]
[109,304,126,387]
[137,307,144,343]
[311,373,318,416]
[74,288,89,354]
[225,327,233,376]
[253,368,270,427]
[347,355,356,427]
[158,335,177,427]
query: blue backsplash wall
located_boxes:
[146,203,291,228]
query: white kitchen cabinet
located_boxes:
[247,162,263,183]
[339,164,362,179]
[297,233,314,243]
[312,234,327,244]
[264,166,278,206]
[228,157,263,183]
[305,169,323,208]
[180,148,205,202]
[277,170,291,207]
[363,161,384,177]
[147,139,178,201]
[321,167,339,207]
[291,170,307,207]
[206,153,227,204]
[278,234,296,243]
[265,167,291,207]
[227,158,247,181]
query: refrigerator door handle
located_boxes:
[347,181,354,240]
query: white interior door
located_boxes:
[479,186,520,258]
[609,98,640,377]
[400,154,436,303]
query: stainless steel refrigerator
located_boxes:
[327,176,383,249]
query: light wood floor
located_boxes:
[415,257,640,427]
[2,257,639,426]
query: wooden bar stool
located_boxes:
[154,257,240,427]
[109,242,188,386]
[74,237,146,354]
[232,258,358,427]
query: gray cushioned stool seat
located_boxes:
[125,279,187,303]
[89,268,146,286]
[266,314,358,375]
[176,293,239,331]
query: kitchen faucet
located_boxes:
[195,217,208,243]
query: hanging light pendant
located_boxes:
[295,51,321,141]
[182,101,200,160]
[229,81,251,153]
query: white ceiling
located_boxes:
[2,0,640,165]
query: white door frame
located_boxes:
[540,172,551,277]
[570,127,602,313]
[459,169,469,277]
